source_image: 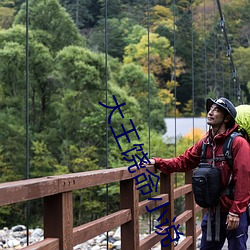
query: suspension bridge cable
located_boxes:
[172,0,177,190]
[216,0,242,103]
[216,12,225,95]
[203,0,210,134]
[76,0,79,27]
[147,0,151,173]
[191,0,195,145]
[203,0,207,97]
[147,0,152,233]
[25,0,30,246]
[213,0,217,95]
[104,0,109,247]
[173,0,176,155]
[218,32,225,96]
[222,61,225,96]
[228,64,231,100]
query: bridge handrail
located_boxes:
[0,165,203,249]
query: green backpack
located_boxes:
[235,105,250,142]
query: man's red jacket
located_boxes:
[154,124,250,216]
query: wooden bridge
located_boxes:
[0,165,204,250]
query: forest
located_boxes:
[0,0,249,227]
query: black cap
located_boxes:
[206,97,237,119]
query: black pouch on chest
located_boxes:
[192,162,221,208]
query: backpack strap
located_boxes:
[201,131,242,167]
[200,142,208,163]
[223,132,242,200]
[201,141,226,163]
[200,141,221,242]
[223,131,242,169]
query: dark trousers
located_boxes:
[200,210,249,250]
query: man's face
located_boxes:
[207,104,226,127]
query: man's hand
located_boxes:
[148,159,155,165]
[140,158,155,167]
[226,213,240,230]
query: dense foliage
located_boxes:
[0,0,249,227]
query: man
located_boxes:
[145,97,250,250]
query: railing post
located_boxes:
[120,178,139,250]
[185,171,196,250]
[44,192,73,250]
[160,173,174,250]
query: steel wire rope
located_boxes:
[215,0,242,104]
[218,15,226,96]
[221,46,225,97]
[228,64,231,100]
[222,60,225,96]
[204,0,207,98]
[203,0,210,135]
[215,3,225,98]
[213,0,218,95]
[191,0,195,145]
[104,0,109,247]
[25,0,30,245]
[172,0,177,191]
[76,0,79,27]
[218,34,225,96]
[146,0,152,234]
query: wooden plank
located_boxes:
[196,225,202,237]
[120,178,140,250]
[174,184,192,199]
[139,227,168,250]
[73,209,131,245]
[175,210,192,226]
[140,211,191,250]
[22,238,59,250]
[0,166,156,206]
[0,177,59,206]
[185,171,196,250]
[160,173,174,250]
[44,192,73,250]
[195,204,203,213]
[58,165,156,192]
[175,236,193,250]
[139,194,169,216]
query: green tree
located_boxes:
[98,0,146,21]
[0,25,55,132]
[149,5,174,32]
[30,141,57,177]
[86,17,139,60]
[0,112,26,180]
[61,0,101,28]
[0,39,27,180]
[14,0,84,52]
[116,63,165,132]
[0,6,15,29]
[0,0,20,29]
[124,32,185,88]
[51,45,142,166]
[234,46,250,102]
[222,0,250,46]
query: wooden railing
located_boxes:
[0,165,203,250]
